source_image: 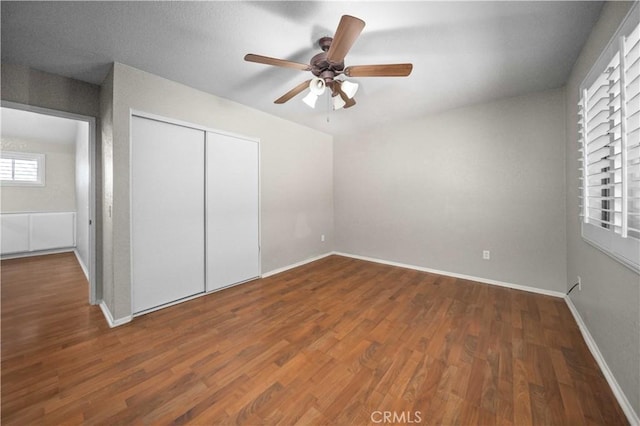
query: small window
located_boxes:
[0,151,45,186]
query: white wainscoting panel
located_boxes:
[0,214,30,254]
[30,212,76,251]
[0,212,76,255]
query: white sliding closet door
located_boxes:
[206,132,259,292]
[132,116,205,313]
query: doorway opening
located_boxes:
[0,102,97,304]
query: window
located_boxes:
[578,4,639,272]
[0,151,45,186]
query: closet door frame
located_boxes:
[129,110,261,316]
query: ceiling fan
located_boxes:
[244,15,413,110]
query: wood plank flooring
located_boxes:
[1,252,628,425]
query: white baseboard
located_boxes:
[261,252,334,278]
[565,296,640,426]
[73,249,89,281]
[99,301,132,328]
[333,251,566,298]
[1,247,74,260]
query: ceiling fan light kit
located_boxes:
[304,76,358,110]
[244,14,413,111]
[309,77,326,96]
[302,91,319,108]
[339,80,359,99]
[332,93,346,111]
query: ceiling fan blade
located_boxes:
[344,63,413,77]
[274,79,312,104]
[244,54,310,71]
[326,15,365,63]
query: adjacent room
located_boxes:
[0,107,94,288]
[1,1,638,425]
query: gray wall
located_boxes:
[1,64,100,117]
[335,88,567,293]
[0,138,76,212]
[565,1,639,417]
[106,63,333,320]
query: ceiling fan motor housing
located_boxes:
[310,37,344,83]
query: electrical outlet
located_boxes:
[483,250,490,260]
[321,234,325,242]
[577,276,582,291]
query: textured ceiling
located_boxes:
[1,1,603,136]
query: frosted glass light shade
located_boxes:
[341,80,359,99]
[333,94,346,110]
[302,91,318,108]
[309,77,326,95]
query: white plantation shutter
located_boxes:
[579,5,640,272]
[0,158,13,180]
[13,159,39,182]
[624,22,640,240]
[0,152,45,185]
[580,69,614,228]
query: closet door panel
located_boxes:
[206,132,259,291]
[132,116,205,313]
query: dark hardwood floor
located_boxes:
[1,252,628,425]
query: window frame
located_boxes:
[0,151,46,187]
[578,3,639,273]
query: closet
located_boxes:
[131,114,259,314]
